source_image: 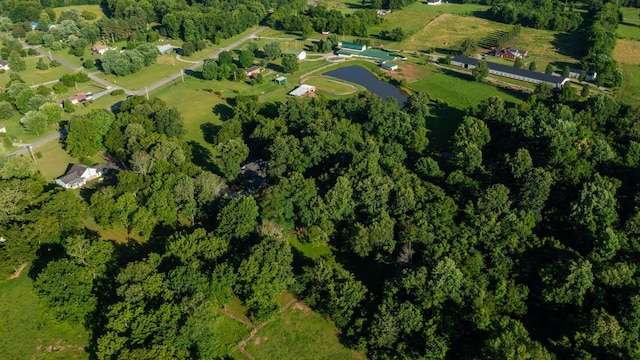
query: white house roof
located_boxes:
[288,84,315,97]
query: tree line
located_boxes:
[487,0,583,31]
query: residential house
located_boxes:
[0,60,10,71]
[339,41,367,52]
[68,93,87,105]
[56,164,106,189]
[381,61,398,71]
[288,84,316,97]
[286,50,307,60]
[495,47,528,59]
[244,65,260,78]
[569,68,598,82]
[92,45,109,55]
[451,55,569,89]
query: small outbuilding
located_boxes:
[286,50,307,60]
[569,68,598,82]
[157,44,174,55]
[381,61,398,71]
[244,65,261,78]
[274,76,287,85]
[0,124,6,133]
[0,60,10,71]
[288,84,316,97]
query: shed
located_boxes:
[274,76,287,85]
[92,45,109,55]
[339,41,366,52]
[0,60,10,71]
[0,124,6,133]
[157,44,174,54]
[288,84,316,97]
[569,68,598,82]
[286,50,307,60]
[381,61,398,71]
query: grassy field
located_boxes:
[0,57,70,86]
[34,140,78,181]
[410,71,523,109]
[301,76,357,94]
[399,14,511,52]
[613,39,640,103]
[0,269,89,360]
[98,54,191,91]
[614,39,640,66]
[244,304,362,360]
[53,5,105,23]
[619,6,640,40]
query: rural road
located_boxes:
[7,131,61,157]
[5,26,267,158]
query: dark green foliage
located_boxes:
[488,1,581,30]
[281,53,299,73]
[472,60,489,81]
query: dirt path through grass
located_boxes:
[221,298,299,359]
[8,263,28,280]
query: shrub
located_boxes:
[27,48,37,56]
[83,59,95,69]
[35,151,42,159]
[81,11,97,20]
[3,136,12,149]
[50,60,61,67]
[110,89,125,96]
[52,83,68,94]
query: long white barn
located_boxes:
[451,56,569,89]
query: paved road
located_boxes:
[134,26,267,95]
[7,131,61,157]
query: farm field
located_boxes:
[399,14,511,52]
[619,6,640,39]
[613,39,640,103]
[0,269,89,360]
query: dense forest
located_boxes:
[3,86,640,358]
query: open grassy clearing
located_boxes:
[614,39,640,65]
[617,23,640,40]
[49,47,100,69]
[302,76,356,94]
[510,27,582,65]
[367,8,440,39]
[1,112,58,145]
[33,139,78,181]
[410,71,523,109]
[244,304,362,360]
[616,64,640,103]
[620,7,640,22]
[98,54,191,91]
[0,57,70,86]
[399,14,511,52]
[53,5,105,23]
[0,268,89,360]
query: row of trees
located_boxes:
[581,1,623,87]
[99,43,159,76]
[494,24,521,48]
[266,6,382,38]
[487,0,583,31]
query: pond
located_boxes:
[324,66,408,107]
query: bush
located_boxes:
[110,89,125,96]
[3,136,12,149]
[36,86,51,96]
[35,151,42,159]
[50,60,61,67]
[52,83,68,94]
[27,48,36,56]
[81,11,97,20]
[83,59,95,69]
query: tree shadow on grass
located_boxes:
[213,103,234,121]
[553,32,586,60]
[266,62,284,73]
[201,122,220,144]
[184,68,203,80]
[188,140,215,171]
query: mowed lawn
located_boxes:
[619,7,640,40]
[53,5,105,23]
[99,54,191,91]
[244,304,363,360]
[34,140,79,181]
[613,39,640,103]
[410,72,523,109]
[0,270,89,360]
[399,14,511,51]
[302,76,357,95]
[0,56,70,86]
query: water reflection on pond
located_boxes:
[324,66,408,107]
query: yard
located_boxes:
[0,268,89,360]
[0,56,71,86]
[53,5,105,23]
[98,54,192,91]
[33,140,80,182]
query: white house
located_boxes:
[286,50,306,60]
[92,45,109,55]
[56,164,105,189]
[0,60,10,71]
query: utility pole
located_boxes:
[145,87,149,100]
[27,145,37,166]
[181,69,184,83]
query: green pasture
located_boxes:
[620,7,640,22]
[618,23,640,40]
[53,5,105,23]
[98,54,191,91]
[617,64,640,104]
[410,71,523,109]
[34,140,79,181]
[245,304,362,360]
[212,315,252,357]
[0,268,89,360]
